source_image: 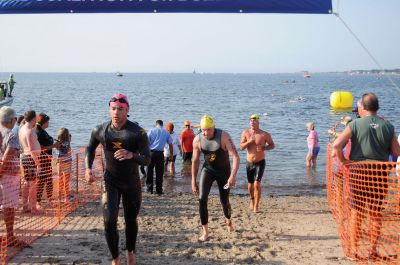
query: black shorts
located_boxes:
[21,155,37,181]
[246,159,266,183]
[164,155,177,165]
[182,152,193,161]
[349,163,388,215]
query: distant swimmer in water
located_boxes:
[289,96,306,103]
[306,122,320,169]
[191,114,239,242]
[240,114,275,213]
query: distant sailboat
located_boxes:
[193,69,196,74]
[116,72,123,77]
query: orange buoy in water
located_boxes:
[330,91,353,109]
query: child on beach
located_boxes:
[306,122,319,168]
[56,128,72,201]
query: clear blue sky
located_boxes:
[0,0,398,73]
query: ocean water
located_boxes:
[6,72,400,196]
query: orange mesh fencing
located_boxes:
[0,147,103,264]
[326,143,400,264]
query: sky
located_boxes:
[0,0,399,73]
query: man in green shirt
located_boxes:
[333,92,400,260]
[8,74,16,97]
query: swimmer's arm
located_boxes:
[263,133,275,151]
[390,134,400,157]
[223,132,239,186]
[239,131,249,150]
[332,126,351,163]
[132,131,151,166]
[191,136,201,194]
[85,127,101,170]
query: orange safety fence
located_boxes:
[326,143,400,264]
[0,147,104,264]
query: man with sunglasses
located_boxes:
[85,93,151,265]
[180,120,195,162]
[240,114,275,213]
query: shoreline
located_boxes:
[10,192,351,265]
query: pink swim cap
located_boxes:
[109,93,129,109]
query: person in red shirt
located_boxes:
[180,120,195,162]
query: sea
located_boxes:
[4,72,400,196]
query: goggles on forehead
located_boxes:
[109,97,129,107]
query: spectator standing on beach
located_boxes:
[0,106,25,247]
[333,93,400,259]
[239,114,275,213]
[192,114,239,241]
[180,120,195,162]
[85,93,150,265]
[19,110,42,214]
[36,113,60,205]
[12,115,24,140]
[56,128,72,201]
[8,74,16,97]
[146,120,172,195]
[163,122,181,176]
[306,122,320,168]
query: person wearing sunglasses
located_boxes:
[85,93,151,265]
[180,120,195,162]
[239,114,275,214]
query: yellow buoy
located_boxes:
[330,91,353,109]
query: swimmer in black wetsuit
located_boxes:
[191,115,240,242]
[85,94,150,265]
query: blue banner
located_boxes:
[0,0,332,15]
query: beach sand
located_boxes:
[10,193,351,265]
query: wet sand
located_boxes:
[10,193,351,265]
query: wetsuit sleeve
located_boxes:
[85,126,101,169]
[132,129,151,166]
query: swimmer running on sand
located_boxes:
[192,114,239,242]
[240,114,275,213]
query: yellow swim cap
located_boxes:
[250,113,260,120]
[200,114,215,129]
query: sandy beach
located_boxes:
[10,192,351,265]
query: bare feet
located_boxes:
[31,206,44,215]
[198,233,209,242]
[253,205,260,213]
[126,251,136,265]
[111,257,121,265]
[226,219,234,232]
[22,205,31,213]
[249,198,254,210]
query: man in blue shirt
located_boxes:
[146,120,173,195]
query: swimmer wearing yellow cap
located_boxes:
[240,113,275,213]
[199,114,216,139]
[192,114,240,242]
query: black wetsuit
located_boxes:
[85,120,150,259]
[199,128,231,225]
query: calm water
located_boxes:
[5,72,400,196]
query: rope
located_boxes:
[332,12,400,94]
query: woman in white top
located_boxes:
[164,122,182,176]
